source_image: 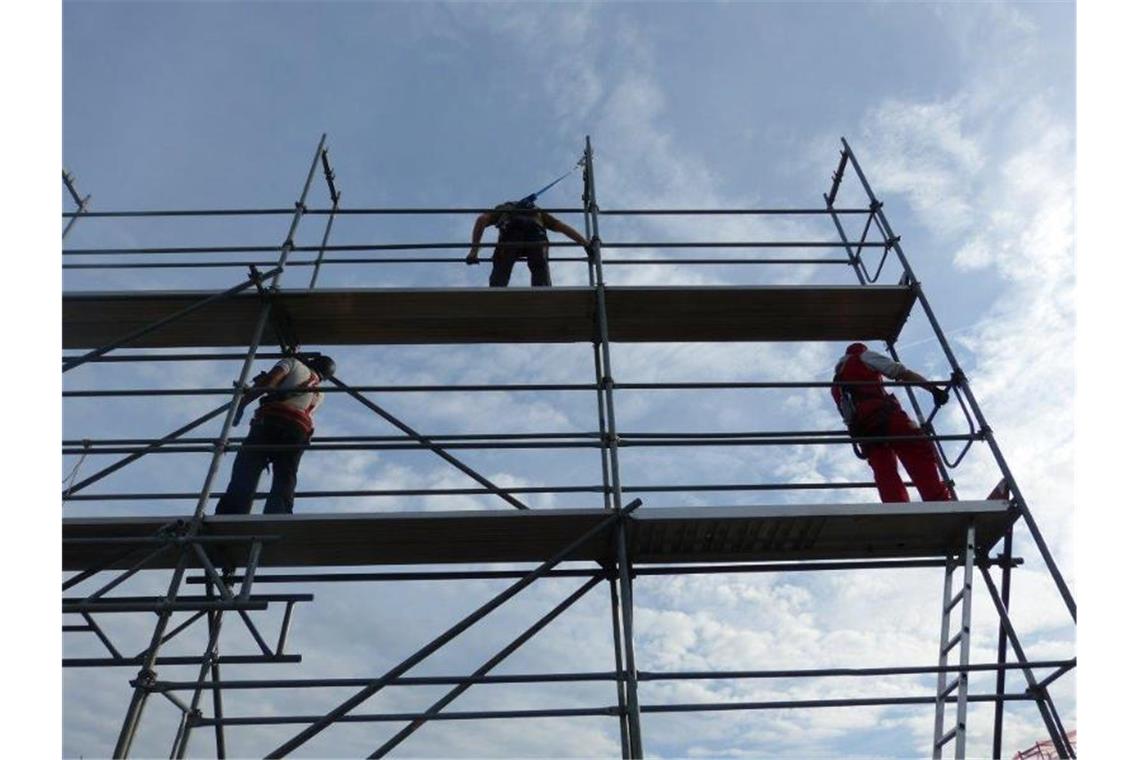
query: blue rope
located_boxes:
[518,155,587,206]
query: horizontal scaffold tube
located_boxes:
[61,432,979,455]
[147,658,1073,691]
[62,479,893,501]
[63,256,851,271]
[193,692,1039,727]
[63,380,951,397]
[64,240,886,255]
[181,557,1022,587]
[63,206,873,219]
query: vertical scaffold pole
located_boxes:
[581,147,613,512]
[584,136,643,758]
[840,137,1075,623]
[308,144,340,289]
[991,527,1014,758]
[171,581,228,758]
[111,134,328,759]
[580,142,628,755]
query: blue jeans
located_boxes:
[215,416,310,515]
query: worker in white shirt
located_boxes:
[216,353,335,515]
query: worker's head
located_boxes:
[845,342,868,356]
[308,354,336,380]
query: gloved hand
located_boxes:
[930,386,950,407]
[465,249,479,265]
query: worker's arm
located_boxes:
[541,212,591,252]
[235,364,289,422]
[897,368,951,405]
[466,212,495,265]
[862,351,950,406]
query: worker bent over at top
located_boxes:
[466,199,591,287]
[216,353,335,515]
[831,342,952,503]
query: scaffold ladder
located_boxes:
[932,520,976,759]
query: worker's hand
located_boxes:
[583,242,595,259]
[930,386,950,407]
[233,404,246,425]
[465,249,479,265]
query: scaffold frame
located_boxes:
[61,135,1076,759]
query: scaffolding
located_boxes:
[61,135,1076,758]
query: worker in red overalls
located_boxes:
[831,342,952,502]
[216,353,335,515]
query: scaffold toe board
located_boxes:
[61,285,917,348]
[62,501,1010,571]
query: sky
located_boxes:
[34,0,1105,757]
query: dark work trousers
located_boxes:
[216,415,311,515]
[489,231,551,287]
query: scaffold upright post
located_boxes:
[585,136,643,757]
[992,526,1014,758]
[581,140,630,755]
[308,144,341,288]
[111,134,327,759]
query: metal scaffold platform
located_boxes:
[60,135,1076,759]
[63,285,917,347]
[63,501,1013,570]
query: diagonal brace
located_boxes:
[979,566,1074,758]
[62,402,230,497]
[267,498,642,758]
[63,265,283,373]
[320,371,530,511]
[371,574,604,757]
[190,543,274,657]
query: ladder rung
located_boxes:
[944,589,965,613]
[941,632,963,655]
[937,726,960,748]
[938,677,961,701]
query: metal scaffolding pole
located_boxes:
[579,143,631,759]
[111,134,327,759]
[992,526,1014,759]
[317,372,530,510]
[585,135,644,758]
[170,581,228,759]
[308,144,340,288]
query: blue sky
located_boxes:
[50,1,1090,757]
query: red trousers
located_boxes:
[860,407,952,502]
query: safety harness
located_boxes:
[255,360,322,434]
[494,201,547,241]
[494,155,587,243]
[832,354,900,459]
